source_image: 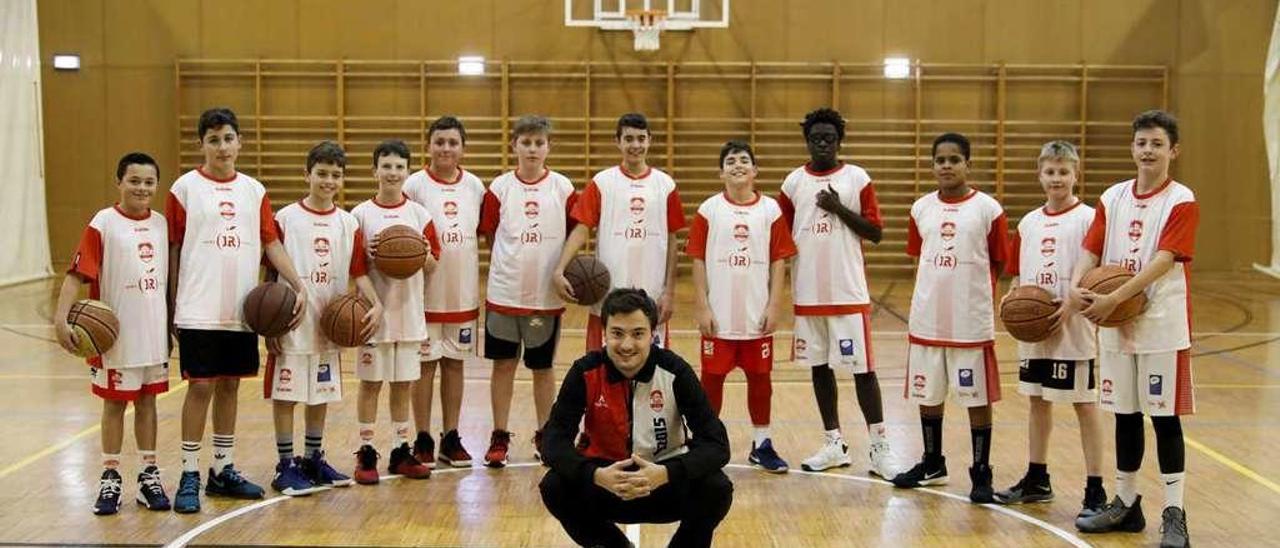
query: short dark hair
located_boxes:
[616,113,649,139]
[801,107,845,141]
[932,132,971,161]
[601,288,659,330]
[306,141,346,173]
[116,152,159,181]
[428,115,467,145]
[512,115,552,139]
[372,139,411,167]
[718,140,756,167]
[197,107,239,140]
[1132,109,1179,145]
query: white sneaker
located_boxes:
[801,438,852,472]
[868,440,898,479]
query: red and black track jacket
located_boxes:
[543,348,730,486]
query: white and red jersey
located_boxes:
[778,163,882,315]
[166,168,278,331]
[907,189,1010,346]
[686,192,797,340]
[480,168,578,315]
[273,201,368,354]
[1008,201,1097,360]
[351,196,440,343]
[1083,179,1199,354]
[573,165,686,313]
[404,168,485,322]
[69,206,168,368]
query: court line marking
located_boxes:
[1182,433,1280,495]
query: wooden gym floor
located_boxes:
[0,273,1276,547]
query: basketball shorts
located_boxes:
[421,320,478,362]
[793,314,874,373]
[265,352,342,405]
[484,311,561,370]
[700,336,774,376]
[904,343,1001,408]
[1017,359,1097,404]
[356,341,422,383]
[586,314,669,352]
[91,363,169,401]
[176,328,260,381]
[1098,348,1194,416]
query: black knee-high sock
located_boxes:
[1151,415,1185,474]
[1115,412,1145,472]
[971,426,992,466]
[853,372,884,425]
[922,415,943,463]
[811,365,840,431]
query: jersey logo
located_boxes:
[459,328,472,344]
[1040,237,1056,257]
[138,242,156,263]
[958,368,974,387]
[1128,220,1144,242]
[811,214,832,236]
[443,228,464,246]
[940,221,957,242]
[594,394,608,408]
[629,196,647,218]
[1148,374,1163,395]
[443,201,459,219]
[523,201,541,219]
[314,237,330,258]
[649,390,664,412]
[219,201,237,221]
[839,339,855,356]
[732,223,750,243]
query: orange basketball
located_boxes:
[1079,265,1147,327]
[563,255,612,305]
[243,282,297,337]
[67,299,119,358]
[1000,286,1060,343]
[374,224,428,279]
[321,293,374,347]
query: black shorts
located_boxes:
[177,328,261,380]
[1019,359,1096,392]
[484,311,561,370]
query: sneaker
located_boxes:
[1159,506,1191,548]
[868,440,898,479]
[173,470,201,513]
[413,432,436,469]
[93,469,123,515]
[748,439,789,474]
[801,438,851,472]
[303,450,353,487]
[388,443,431,479]
[205,464,266,500]
[438,430,473,467]
[891,457,949,488]
[969,464,996,504]
[135,465,171,511]
[271,458,320,496]
[995,474,1054,505]
[533,429,546,465]
[353,445,381,485]
[1078,483,1108,519]
[484,430,512,468]
[1076,495,1146,533]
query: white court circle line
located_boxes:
[165,462,1091,548]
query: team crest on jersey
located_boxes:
[1148,374,1163,395]
[1128,220,1144,242]
[219,201,237,221]
[702,340,715,356]
[1040,237,1056,257]
[317,363,332,383]
[958,368,974,387]
[459,328,472,344]
[524,201,541,219]
[940,221,957,242]
[649,390,664,412]
[931,252,957,270]
[137,242,155,263]
[839,339,855,356]
[811,213,833,236]
[313,237,331,257]
[443,201,459,219]
[629,196,646,217]
[732,223,750,243]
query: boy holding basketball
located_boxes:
[479,115,577,467]
[55,152,171,515]
[350,139,439,483]
[1072,110,1198,548]
[892,133,1008,503]
[687,140,797,473]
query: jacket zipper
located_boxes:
[625,378,636,455]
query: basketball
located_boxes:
[563,255,611,305]
[1000,286,1059,343]
[66,299,119,358]
[243,282,297,337]
[321,293,374,347]
[373,224,428,279]
[1078,265,1148,327]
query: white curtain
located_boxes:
[0,0,52,286]
[1259,4,1280,277]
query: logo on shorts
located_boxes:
[360,351,373,367]
[1101,379,1113,397]
[649,390,664,412]
[459,328,472,344]
[958,368,974,387]
[912,374,927,397]
[317,363,332,383]
[109,369,124,387]
[1148,374,1163,395]
[794,338,807,358]
[421,339,433,354]
[278,368,293,386]
[839,339,854,356]
[702,341,715,356]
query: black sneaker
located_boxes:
[438,430,473,467]
[969,464,995,504]
[995,474,1054,504]
[387,443,431,479]
[135,465,171,511]
[891,457,948,488]
[93,469,123,515]
[1076,495,1146,533]
[412,432,436,469]
[1159,507,1190,548]
[1078,483,1108,519]
[205,464,266,500]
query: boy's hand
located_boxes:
[55,321,80,355]
[815,184,842,213]
[361,300,383,341]
[761,305,779,335]
[1070,287,1094,310]
[367,232,381,254]
[657,291,674,325]
[266,336,283,356]
[287,287,307,330]
[696,305,718,338]
[1080,292,1119,324]
[1046,298,1075,333]
[552,270,577,303]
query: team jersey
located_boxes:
[480,168,578,315]
[906,188,1010,346]
[1083,179,1199,354]
[166,168,279,331]
[69,206,168,368]
[273,201,368,354]
[573,165,686,314]
[1008,201,1097,360]
[351,196,440,344]
[404,167,485,322]
[685,191,797,340]
[778,163,882,315]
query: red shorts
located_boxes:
[700,336,774,375]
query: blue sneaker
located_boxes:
[206,464,265,500]
[173,471,201,513]
[92,469,123,515]
[749,439,789,474]
[303,451,353,487]
[271,458,320,496]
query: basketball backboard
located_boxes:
[564,0,730,31]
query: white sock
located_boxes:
[358,422,375,445]
[102,453,121,470]
[867,422,887,444]
[1161,472,1186,509]
[824,429,842,443]
[211,434,234,470]
[139,450,157,469]
[1116,470,1139,506]
[181,441,200,473]
[753,427,770,446]
[393,421,412,446]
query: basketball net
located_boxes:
[627,10,666,51]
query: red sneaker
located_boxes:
[353,445,380,485]
[484,430,512,468]
[412,432,436,469]
[388,443,431,479]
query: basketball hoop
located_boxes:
[627,10,667,51]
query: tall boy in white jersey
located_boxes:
[403,116,482,469]
[891,132,1009,504]
[479,115,578,468]
[167,108,309,513]
[1073,111,1198,548]
[263,141,383,495]
[994,141,1107,518]
[777,108,895,478]
[350,139,439,484]
[55,153,172,515]
[553,113,685,350]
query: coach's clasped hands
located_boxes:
[593,455,670,501]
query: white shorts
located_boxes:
[793,314,874,373]
[904,343,1001,408]
[1098,348,1194,416]
[421,320,478,362]
[265,352,343,405]
[91,363,169,401]
[357,341,422,383]
[1017,359,1097,404]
